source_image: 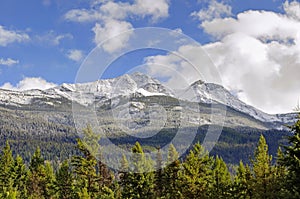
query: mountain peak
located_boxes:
[190,79,205,86]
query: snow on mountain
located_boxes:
[176,80,283,123]
[45,72,172,105]
[0,88,61,107]
[0,72,297,128]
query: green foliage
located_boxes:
[232,161,253,198]
[280,115,300,198]
[0,141,15,194]
[161,144,181,199]
[53,160,75,199]
[120,142,155,199]
[179,143,213,199]
[251,135,275,198]
[0,119,300,198]
[210,156,232,198]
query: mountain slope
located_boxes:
[0,72,297,164]
[0,72,296,130]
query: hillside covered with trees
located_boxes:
[0,116,300,199]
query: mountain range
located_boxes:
[0,72,297,130]
[0,72,297,164]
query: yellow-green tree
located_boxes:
[179,143,213,199]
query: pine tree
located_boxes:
[54,160,75,199]
[119,154,131,198]
[122,142,155,199]
[44,161,55,198]
[27,147,47,198]
[72,125,102,197]
[232,161,253,199]
[72,138,99,198]
[273,147,288,199]
[0,141,15,194]
[12,155,28,198]
[280,115,300,198]
[162,144,181,199]
[179,143,213,199]
[154,148,163,198]
[251,135,274,199]
[210,156,232,199]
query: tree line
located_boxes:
[0,117,300,199]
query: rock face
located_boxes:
[0,72,297,130]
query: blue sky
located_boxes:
[0,0,300,114]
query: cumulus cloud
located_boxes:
[0,58,19,66]
[65,0,170,53]
[66,49,84,62]
[65,0,169,23]
[191,0,232,21]
[0,25,30,46]
[284,0,300,20]
[92,19,133,53]
[145,44,221,89]
[201,10,300,42]
[197,6,300,114]
[144,2,300,114]
[1,77,57,91]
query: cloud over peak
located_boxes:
[1,77,57,91]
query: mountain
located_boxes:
[0,72,297,164]
[0,72,297,130]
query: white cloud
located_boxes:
[201,10,300,41]
[36,31,73,46]
[53,34,73,45]
[1,77,57,91]
[65,0,170,53]
[92,19,133,53]
[0,25,30,46]
[284,0,300,20]
[191,0,232,21]
[67,49,84,62]
[65,0,169,23]
[0,58,19,66]
[65,8,104,23]
[130,0,170,22]
[144,4,300,114]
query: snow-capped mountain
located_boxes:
[0,72,297,130]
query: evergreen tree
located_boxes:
[251,135,275,199]
[54,160,75,199]
[0,141,15,194]
[179,143,213,199]
[232,161,253,199]
[162,144,181,199]
[72,138,99,198]
[44,161,55,198]
[280,115,300,198]
[210,156,232,199]
[119,154,131,198]
[122,142,155,199]
[12,155,28,198]
[72,126,101,198]
[273,148,288,199]
[27,147,47,198]
[154,148,163,198]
